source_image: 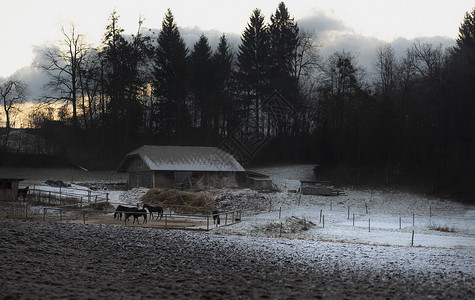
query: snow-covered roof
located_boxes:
[118,145,245,172]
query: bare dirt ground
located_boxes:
[66,213,219,231]
[1,218,474,299]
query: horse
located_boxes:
[125,208,147,224]
[114,205,135,220]
[212,209,220,225]
[17,186,29,200]
[143,204,163,220]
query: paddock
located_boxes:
[0,200,241,231]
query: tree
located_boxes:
[38,24,87,129]
[153,9,190,142]
[101,11,150,146]
[237,8,270,132]
[212,34,237,136]
[268,2,300,100]
[317,51,367,166]
[0,78,28,150]
[190,34,213,133]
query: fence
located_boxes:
[25,185,109,206]
[0,199,241,232]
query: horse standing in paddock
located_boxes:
[212,209,220,225]
[114,205,135,220]
[125,208,147,224]
[143,204,163,220]
[17,186,29,200]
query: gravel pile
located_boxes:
[1,219,473,299]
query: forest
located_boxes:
[1,2,474,199]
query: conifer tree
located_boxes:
[268,2,299,101]
[153,9,190,142]
[213,34,236,136]
[237,8,270,132]
[190,34,213,132]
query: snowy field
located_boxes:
[1,165,474,298]
[2,165,475,249]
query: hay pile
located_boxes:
[139,189,217,214]
[264,216,316,234]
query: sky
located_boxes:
[1,0,474,79]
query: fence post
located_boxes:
[399,217,402,229]
[106,193,109,202]
[225,213,228,225]
[59,187,62,202]
[88,191,91,202]
[348,205,350,220]
[330,199,332,211]
[207,216,209,230]
[43,208,46,221]
[80,197,83,208]
[368,218,371,232]
[411,230,414,246]
[365,202,368,214]
[320,210,322,223]
[279,207,282,219]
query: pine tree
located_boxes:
[190,34,213,132]
[268,2,300,101]
[101,10,148,146]
[153,9,190,142]
[237,8,270,132]
[212,34,236,136]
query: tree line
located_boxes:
[2,3,475,198]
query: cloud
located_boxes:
[297,12,350,37]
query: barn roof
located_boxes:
[118,145,245,172]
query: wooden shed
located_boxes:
[0,178,24,201]
[245,170,274,191]
[118,145,245,189]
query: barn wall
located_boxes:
[126,157,149,172]
[128,172,153,188]
[154,171,174,189]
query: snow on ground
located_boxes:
[1,165,474,298]
[3,165,475,249]
[214,165,475,250]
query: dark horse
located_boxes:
[114,205,135,220]
[125,208,147,224]
[212,209,220,225]
[17,186,29,200]
[143,204,163,220]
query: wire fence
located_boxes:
[0,199,242,231]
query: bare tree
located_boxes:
[373,44,398,99]
[0,78,28,149]
[38,23,88,129]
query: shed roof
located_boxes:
[118,145,245,172]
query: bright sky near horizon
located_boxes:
[1,0,474,78]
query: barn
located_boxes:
[118,145,245,189]
[0,178,24,201]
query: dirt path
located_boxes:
[1,219,474,299]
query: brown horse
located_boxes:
[143,204,163,220]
